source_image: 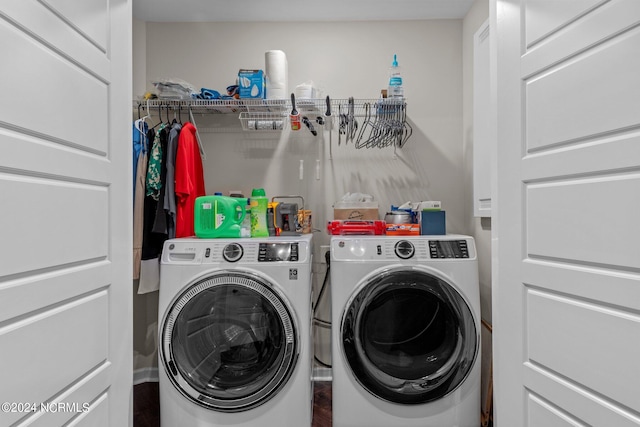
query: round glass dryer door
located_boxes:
[342,267,477,404]
[160,271,297,412]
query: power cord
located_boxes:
[313,249,332,368]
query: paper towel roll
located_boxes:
[265,50,288,100]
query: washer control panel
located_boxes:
[258,242,299,262]
[162,235,311,264]
[428,240,469,259]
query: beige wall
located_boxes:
[463,0,491,323]
[142,20,465,235]
[462,0,491,414]
[133,12,491,379]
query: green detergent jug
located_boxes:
[194,195,246,238]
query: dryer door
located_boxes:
[160,271,297,412]
[342,266,477,404]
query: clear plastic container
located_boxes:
[241,198,252,237]
[388,54,404,98]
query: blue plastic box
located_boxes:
[238,69,265,99]
[420,210,446,235]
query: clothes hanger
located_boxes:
[142,99,151,123]
[161,103,166,125]
[169,103,180,125]
[135,100,150,137]
[188,104,206,160]
[152,102,164,129]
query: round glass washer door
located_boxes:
[342,266,477,404]
[160,271,298,412]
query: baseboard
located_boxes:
[312,366,332,382]
[133,367,159,385]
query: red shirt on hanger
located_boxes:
[174,122,205,238]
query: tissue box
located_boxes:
[420,210,446,235]
[238,69,265,99]
[416,200,442,211]
[334,201,379,221]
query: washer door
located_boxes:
[160,271,297,412]
[342,266,477,404]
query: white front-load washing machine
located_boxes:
[331,235,481,427]
[158,235,313,427]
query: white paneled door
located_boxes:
[0,1,132,426]
[493,0,640,426]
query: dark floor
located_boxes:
[133,382,160,427]
[133,381,332,427]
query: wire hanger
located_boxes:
[164,103,171,125]
[188,104,206,160]
[152,102,164,129]
[135,100,150,137]
[142,99,151,122]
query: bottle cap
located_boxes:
[251,188,266,197]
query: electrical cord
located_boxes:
[313,249,332,368]
[314,355,332,369]
[312,250,331,311]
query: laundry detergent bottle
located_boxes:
[250,188,269,237]
[194,195,245,238]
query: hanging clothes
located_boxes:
[132,119,148,201]
[146,122,166,201]
[163,121,181,239]
[175,121,206,238]
[141,128,162,261]
[133,126,149,280]
[152,125,170,235]
[139,127,169,294]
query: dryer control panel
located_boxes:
[330,235,476,261]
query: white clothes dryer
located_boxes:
[330,235,481,427]
[158,235,313,427]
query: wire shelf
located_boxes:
[134,97,404,117]
[133,98,411,147]
[135,98,288,114]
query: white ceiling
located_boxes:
[132,0,475,23]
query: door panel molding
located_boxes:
[493,0,640,425]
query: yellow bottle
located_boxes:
[250,188,269,237]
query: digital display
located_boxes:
[259,242,299,262]
[428,240,469,259]
[266,243,291,261]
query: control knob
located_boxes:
[223,243,244,262]
[394,240,415,259]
